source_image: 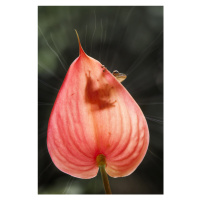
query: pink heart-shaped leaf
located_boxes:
[47,32,149,179]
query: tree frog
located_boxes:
[112,70,127,83]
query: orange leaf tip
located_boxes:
[75,29,86,57]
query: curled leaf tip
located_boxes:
[75,29,86,56]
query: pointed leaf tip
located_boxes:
[75,29,86,57]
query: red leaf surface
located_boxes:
[47,33,149,179]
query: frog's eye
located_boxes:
[112,70,120,76]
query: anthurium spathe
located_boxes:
[47,31,149,193]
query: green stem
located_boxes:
[99,165,112,194]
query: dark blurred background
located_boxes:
[38,6,163,194]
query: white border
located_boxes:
[1,0,200,199]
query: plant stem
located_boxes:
[99,165,112,194]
